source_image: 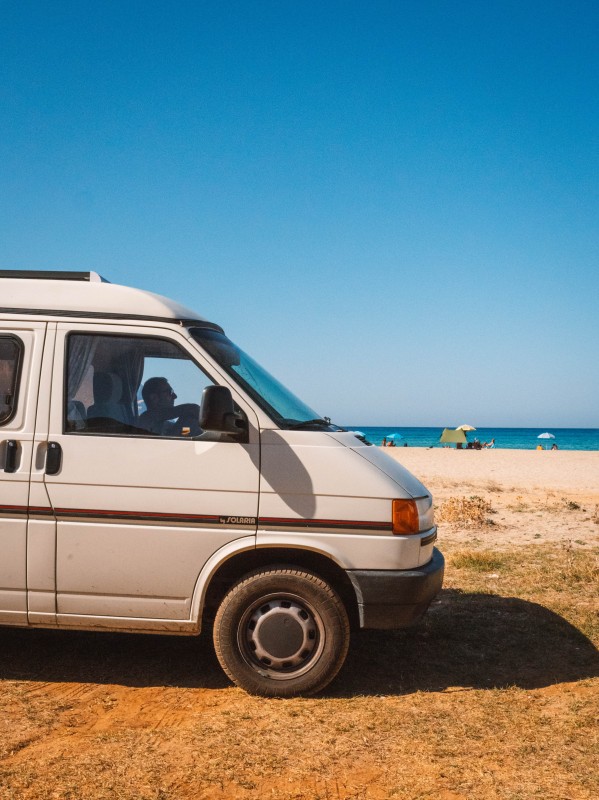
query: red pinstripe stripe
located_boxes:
[0,505,390,531]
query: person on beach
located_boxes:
[484,439,495,449]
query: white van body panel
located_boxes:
[258,430,413,531]
[333,435,431,498]
[0,321,46,624]
[255,530,422,570]
[27,324,58,621]
[52,612,197,634]
[189,535,260,629]
[257,429,433,570]
[259,430,416,501]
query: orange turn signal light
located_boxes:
[392,499,419,535]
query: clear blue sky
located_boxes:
[1,1,597,427]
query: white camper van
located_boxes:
[0,271,443,696]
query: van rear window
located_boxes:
[0,336,23,425]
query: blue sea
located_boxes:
[345,427,599,451]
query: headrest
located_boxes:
[93,372,123,403]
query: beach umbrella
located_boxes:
[387,433,403,440]
[537,432,555,439]
[456,424,476,431]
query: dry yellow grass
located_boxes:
[437,495,496,527]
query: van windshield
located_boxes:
[190,328,338,430]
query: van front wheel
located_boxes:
[213,567,350,697]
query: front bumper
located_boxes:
[347,547,445,629]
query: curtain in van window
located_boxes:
[67,336,97,400]
[0,337,21,423]
[120,347,144,421]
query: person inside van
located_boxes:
[139,377,201,437]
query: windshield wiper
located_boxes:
[287,417,333,430]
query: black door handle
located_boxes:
[45,441,63,475]
[3,440,18,473]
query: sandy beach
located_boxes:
[383,447,599,549]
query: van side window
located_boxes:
[0,336,23,425]
[65,333,215,437]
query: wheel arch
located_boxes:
[199,546,360,631]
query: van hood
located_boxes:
[326,433,430,499]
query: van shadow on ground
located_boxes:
[0,590,597,695]
[0,626,229,690]
[332,589,599,697]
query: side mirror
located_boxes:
[200,386,244,434]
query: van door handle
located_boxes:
[45,442,63,475]
[3,440,18,473]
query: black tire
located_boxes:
[213,567,350,697]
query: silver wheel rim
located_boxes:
[237,592,325,681]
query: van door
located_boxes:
[42,323,260,628]
[0,322,46,625]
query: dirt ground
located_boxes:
[1,450,597,799]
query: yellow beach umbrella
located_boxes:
[456,424,476,431]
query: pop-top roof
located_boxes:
[0,270,108,282]
[0,271,219,328]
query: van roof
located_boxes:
[0,271,221,330]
